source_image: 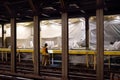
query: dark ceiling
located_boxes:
[0,0,120,24]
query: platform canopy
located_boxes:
[0,0,120,23]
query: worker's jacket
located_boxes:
[42,47,48,55]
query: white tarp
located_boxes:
[41,23,61,38]
[41,19,120,50]
[1,18,120,50]
[40,19,85,49]
[89,20,120,50]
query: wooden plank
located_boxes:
[62,12,69,80]
[11,18,16,73]
[33,16,40,75]
[96,0,104,80]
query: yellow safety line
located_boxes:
[0,48,120,56]
[0,48,119,70]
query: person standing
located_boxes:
[42,43,50,66]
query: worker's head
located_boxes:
[45,43,48,47]
[110,42,114,45]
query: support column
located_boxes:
[33,16,40,75]
[96,0,104,80]
[62,12,69,80]
[2,24,4,47]
[11,18,16,73]
[85,17,89,50]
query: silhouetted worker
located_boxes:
[42,43,50,66]
[109,41,120,50]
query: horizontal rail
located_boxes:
[0,48,120,56]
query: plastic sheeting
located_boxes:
[69,21,85,49]
[89,20,120,50]
[41,20,85,49]
[41,19,120,50]
[41,24,62,38]
[1,18,119,50]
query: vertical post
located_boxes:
[33,16,40,75]
[96,0,104,80]
[85,17,89,50]
[85,17,89,68]
[62,12,69,80]
[2,24,4,47]
[11,18,16,73]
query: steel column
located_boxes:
[62,12,69,80]
[85,17,89,50]
[96,0,104,80]
[11,18,16,73]
[33,16,40,75]
[2,24,4,47]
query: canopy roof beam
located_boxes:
[28,0,37,15]
[4,2,15,17]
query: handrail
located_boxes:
[0,48,120,56]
